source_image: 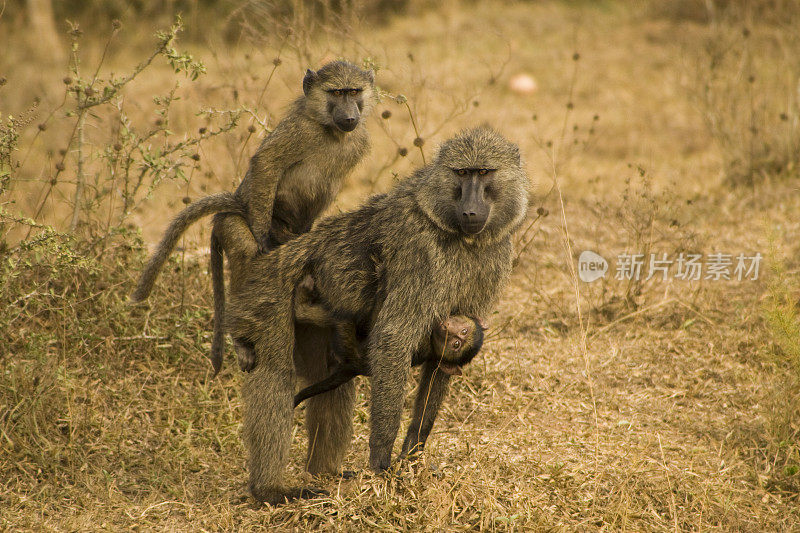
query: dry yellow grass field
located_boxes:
[2,1,800,530]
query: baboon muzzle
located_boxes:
[458,177,489,234]
[333,103,360,132]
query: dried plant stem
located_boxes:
[69,111,86,232]
[404,101,425,164]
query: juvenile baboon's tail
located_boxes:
[131,192,244,302]
[209,228,226,376]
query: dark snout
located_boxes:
[459,178,490,235]
[333,102,360,132]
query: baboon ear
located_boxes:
[365,69,375,84]
[303,69,318,96]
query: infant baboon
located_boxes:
[225,126,529,504]
[293,315,486,407]
[129,60,375,374]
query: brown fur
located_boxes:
[129,60,375,378]
[225,126,529,503]
[292,315,485,407]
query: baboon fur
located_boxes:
[293,315,486,407]
[129,60,375,376]
[225,126,529,504]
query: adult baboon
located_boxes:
[129,60,375,374]
[226,126,529,504]
[293,315,486,407]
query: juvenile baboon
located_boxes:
[225,126,529,504]
[293,315,486,407]
[129,60,375,374]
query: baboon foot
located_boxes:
[399,441,425,461]
[252,485,329,505]
[310,469,359,480]
[234,339,256,372]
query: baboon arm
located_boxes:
[244,124,305,253]
[366,289,433,472]
[400,360,451,458]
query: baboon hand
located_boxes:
[234,339,257,373]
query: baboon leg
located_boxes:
[241,318,328,504]
[294,323,356,476]
[369,356,412,472]
[211,214,259,373]
[213,214,258,293]
[240,335,295,503]
[400,360,452,459]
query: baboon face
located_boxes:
[451,167,494,234]
[303,60,375,133]
[431,316,486,375]
[416,126,529,241]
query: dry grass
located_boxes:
[2,1,800,530]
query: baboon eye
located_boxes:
[478,169,488,175]
[452,340,461,349]
[349,89,359,96]
[457,169,467,176]
[461,328,468,335]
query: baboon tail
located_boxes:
[209,228,226,377]
[131,192,243,302]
